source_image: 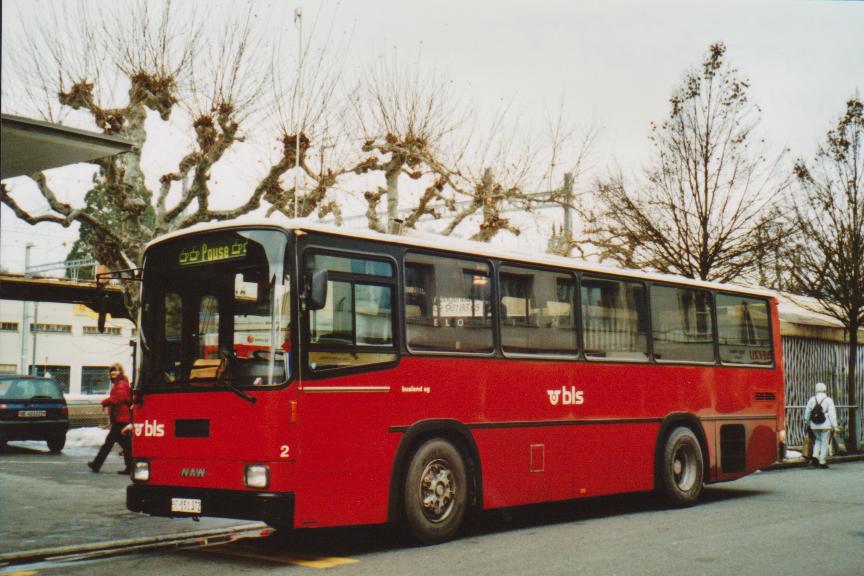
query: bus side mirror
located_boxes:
[305,269,328,311]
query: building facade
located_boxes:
[0,299,135,394]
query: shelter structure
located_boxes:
[778,294,863,448]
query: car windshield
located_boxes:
[139,229,291,391]
[0,378,63,399]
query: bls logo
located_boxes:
[547,386,584,406]
[133,419,165,437]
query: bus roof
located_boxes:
[146,216,776,299]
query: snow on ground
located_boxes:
[66,427,109,447]
[785,449,802,459]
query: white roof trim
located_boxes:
[146,217,776,298]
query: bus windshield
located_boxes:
[139,229,291,391]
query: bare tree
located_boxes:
[583,43,787,282]
[788,97,863,450]
[0,1,326,316]
[441,101,595,244]
[349,54,469,234]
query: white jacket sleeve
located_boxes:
[827,398,839,429]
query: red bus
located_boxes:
[126,221,785,544]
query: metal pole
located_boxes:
[293,6,303,219]
[31,301,39,375]
[19,243,33,374]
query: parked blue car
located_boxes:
[0,375,69,452]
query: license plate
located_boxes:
[18,410,47,418]
[171,498,202,514]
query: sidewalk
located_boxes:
[0,432,255,560]
[764,448,864,470]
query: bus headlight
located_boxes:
[133,460,150,482]
[245,464,269,488]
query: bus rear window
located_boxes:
[716,294,773,365]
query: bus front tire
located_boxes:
[658,427,704,506]
[403,438,468,545]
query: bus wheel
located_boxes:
[403,438,468,545]
[658,427,703,506]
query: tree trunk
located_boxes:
[848,321,859,451]
[385,158,401,234]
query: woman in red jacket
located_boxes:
[88,363,132,474]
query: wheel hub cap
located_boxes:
[420,459,456,522]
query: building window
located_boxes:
[30,365,71,393]
[0,364,17,375]
[31,323,72,334]
[83,326,122,336]
[81,366,111,394]
[0,322,18,332]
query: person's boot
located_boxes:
[87,461,99,473]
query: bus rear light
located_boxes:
[245,465,269,489]
[133,460,150,482]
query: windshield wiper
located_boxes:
[217,350,256,404]
[221,378,256,404]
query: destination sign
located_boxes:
[178,237,248,266]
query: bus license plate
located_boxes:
[18,410,47,418]
[171,498,202,514]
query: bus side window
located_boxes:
[716,294,773,365]
[404,253,493,354]
[650,285,715,363]
[499,265,577,356]
[580,276,648,361]
[305,252,396,372]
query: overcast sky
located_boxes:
[1,0,862,272]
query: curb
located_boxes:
[0,523,268,568]
[764,452,864,471]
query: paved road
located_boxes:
[2,439,862,576]
[0,440,251,555]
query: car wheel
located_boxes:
[403,438,469,545]
[47,433,66,453]
[658,427,704,506]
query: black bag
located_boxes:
[810,398,826,424]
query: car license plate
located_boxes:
[18,410,47,418]
[171,498,202,514]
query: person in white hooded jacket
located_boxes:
[803,382,838,468]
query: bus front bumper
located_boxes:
[127,484,294,527]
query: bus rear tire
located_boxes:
[403,438,468,545]
[658,427,703,506]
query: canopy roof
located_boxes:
[1,113,133,179]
